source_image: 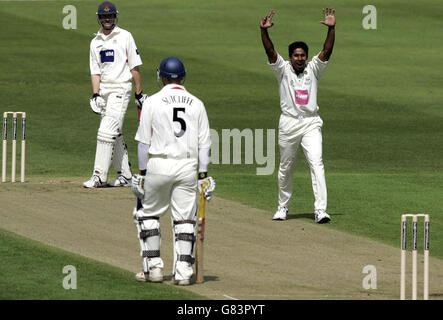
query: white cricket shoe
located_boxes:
[135,271,148,282]
[173,277,191,286]
[82,175,106,188]
[315,210,331,224]
[273,206,288,221]
[148,268,164,282]
[108,175,132,187]
[135,268,163,283]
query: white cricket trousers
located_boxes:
[277,114,327,212]
[93,82,132,181]
[137,157,198,281]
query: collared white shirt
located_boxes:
[135,84,211,160]
[269,52,328,118]
[90,26,142,84]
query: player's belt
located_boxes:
[286,113,318,120]
[99,81,132,88]
[149,153,192,160]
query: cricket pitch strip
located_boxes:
[1,178,443,300]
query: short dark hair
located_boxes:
[288,41,309,58]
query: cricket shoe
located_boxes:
[135,268,163,283]
[173,276,191,286]
[135,272,148,282]
[272,206,288,221]
[108,175,132,187]
[314,210,331,224]
[82,175,106,188]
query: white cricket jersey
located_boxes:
[135,84,211,161]
[269,52,328,118]
[90,26,142,84]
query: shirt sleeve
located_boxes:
[135,98,152,145]
[198,147,210,173]
[268,53,286,81]
[89,41,101,75]
[137,142,150,171]
[198,102,211,150]
[127,32,142,70]
[309,52,329,79]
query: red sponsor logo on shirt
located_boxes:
[295,90,309,105]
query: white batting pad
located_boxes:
[112,135,132,178]
[93,116,120,181]
[173,222,195,281]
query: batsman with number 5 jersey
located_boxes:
[131,57,215,286]
[84,1,148,188]
[260,9,336,223]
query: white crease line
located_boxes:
[223,294,239,300]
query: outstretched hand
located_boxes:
[260,10,275,29]
[320,8,336,27]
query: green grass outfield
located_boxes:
[0,228,204,299]
[0,0,442,297]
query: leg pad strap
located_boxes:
[178,254,195,264]
[140,229,160,239]
[173,220,196,226]
[142,250,160,258]
[176,233,196,242]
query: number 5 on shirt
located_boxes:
[173,107,186,137]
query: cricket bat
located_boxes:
[195,184,207,284]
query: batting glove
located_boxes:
[198,173,215,201]
[90,93,106,115]
[131,174,145,200]
[135,91,148,109]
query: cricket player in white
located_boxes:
[260,9,336,223]
[84,1,149,188]
[131,57,215,285]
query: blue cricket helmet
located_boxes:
[97,1,118,16]
[96,1,118,29]
[158,57,186,79]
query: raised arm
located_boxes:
[260,10,277,64]
[318,8,336,62]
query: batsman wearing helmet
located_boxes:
[260,9,335,223]
[131,57,215,285]
[84,1,149,188]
